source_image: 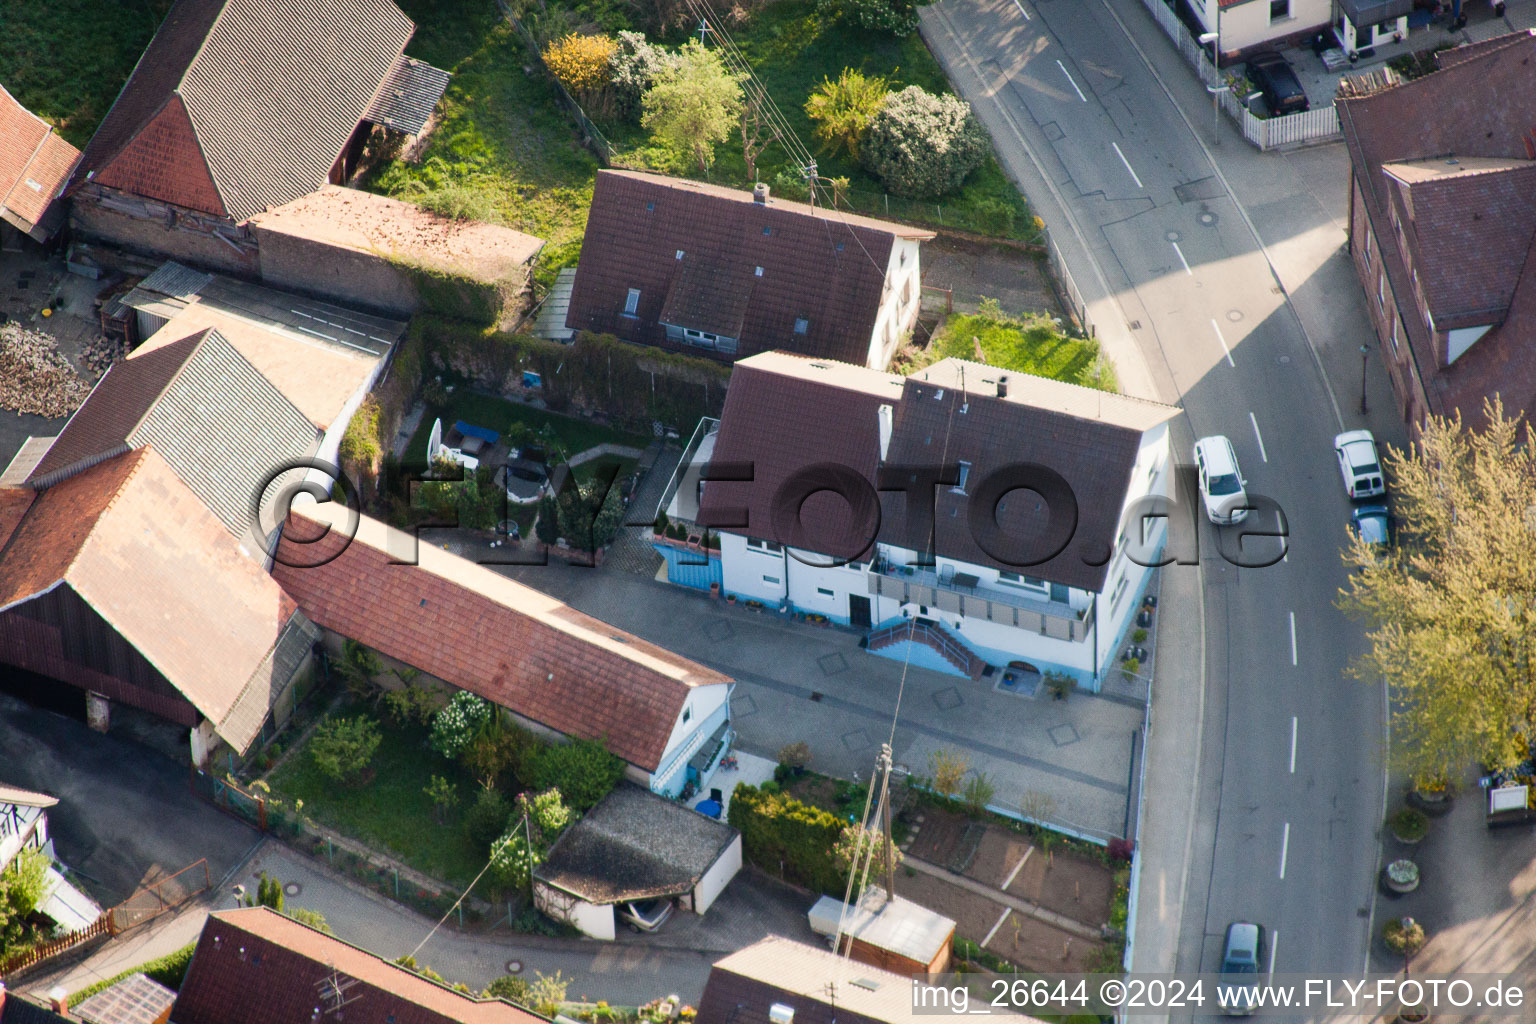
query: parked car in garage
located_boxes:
[619,897,674,933]
[1246,52,1310,116]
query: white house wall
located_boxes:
[693,833,743,915]
[1198,0,1331,53]
[649,681,732,797]
[864,238,924,369]
[535,881,616,940]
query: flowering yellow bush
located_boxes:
[542,33,617,96]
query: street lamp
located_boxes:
[1200,31,1225,143]
[1359,344,1370,415]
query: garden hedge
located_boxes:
[70,942,197,1003]
[728,783,848,895]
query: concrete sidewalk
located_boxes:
[493,561,1143,842]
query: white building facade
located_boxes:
[677,354,1179,693]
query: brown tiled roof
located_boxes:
[0,449,304,751]
[566,170,932,364]
[72,0,439,223]
[172,908,547,1024]
[535,783,738,903]
[0,488,35,551]
[699,937,1042,1024]
[272,505,731,771]
[1434,30,1535,70]
[0,84,81,239]
[698,352,1175,592]
[1383,159,1536,327]
[1338,30,1536,418]
[27,334,202,485]
[658,257,755,340]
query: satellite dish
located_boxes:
[428,418,443,461]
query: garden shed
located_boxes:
[533,783,741,940]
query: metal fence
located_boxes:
[1043,230,1096,340]
[1135,0,1342,149]
[109,859,212,933]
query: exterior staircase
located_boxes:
[866,618,987,680]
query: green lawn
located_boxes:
[923,310,1118,392]
[0,1,174,146]
[268,705,486,887]
[407,391,651,467]
[368,0,603,283]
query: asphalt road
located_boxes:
[922,0,1395,998]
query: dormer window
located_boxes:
[793,317,809,335]
[624,288,641,315]
[952,460,971,493]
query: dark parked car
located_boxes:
[1349,505,1392,549]
[1246,52,1309,116]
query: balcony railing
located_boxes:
[868,561,1091,641]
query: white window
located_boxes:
[817,587,834,597]
[1270,0,1289,19]
[1363,225,1371,261]
[675,249,685,260]
[951,460,971,493]
[747,537,782,554]
[1110,572,1128,611]
[1390,314,1400,357]
[793,317,809,335]
[624,288,640,315]
[998,572,1048,593]
[754,266,764,277]
[1377,271,1385,310]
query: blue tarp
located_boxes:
[453,420,500,445]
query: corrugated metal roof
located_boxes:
[365,53,452,135]
[215,611,321,751]
[126,330,321,538]
[137,260,213,300]
[72,0,426,223]
[532,266,577,342]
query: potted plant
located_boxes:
[1043,671,1076,701]
[1389,806,1429,844]
[1382,916,1426,957]
[1120,657,1140,683]
[1132,628,1148,645]
[709,581,721,598]
[1408,775,1454,816]
[725,592,736,605]
[1382,858,1420,895]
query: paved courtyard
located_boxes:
[492,557,1145,842]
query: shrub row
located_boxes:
[70,942,197,1003]
[727,783,848,896]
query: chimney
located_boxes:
[48,986,67,1016]
[997,375,1009,399]
[769,1004,795,1024]
[877,404,894,462]
[753,182,770,204]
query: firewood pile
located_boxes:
[81,332,129,380]
[0,323,92,417]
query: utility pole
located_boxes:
[876,744,896,901]
[697,18,712,44]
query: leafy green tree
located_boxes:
[335,639,385,702]
[464,788,512,850]
[534,495,560,546]
[462,727,518,790]
[527,737,625,811]
[804,69,888,159]
[861,85,988,199]
[1340,398,1536,782]
[430,692,494,759]
[489,824,541,892]
[833,822,902,897]
[483,975,531,1004]
[527,970,571,1018]
[816,0,930,34]
[926,747,970,798]
[554,480,625,554]
[608,31,680,122]
[424,775,460,824]
[0,847,49,955]
[489,788,572,893]
[288,907,334,934]
[309,716,382,785]
[642,41,743,174]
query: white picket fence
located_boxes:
[1137,0,1342,150]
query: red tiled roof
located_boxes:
[566,170,932,365]
[0,488,35,552]
[698,353,1175,592]
[72,0,436,223]
[0,448,304,751]
[0,84,80,239]
[172,908,547,1024]
[1338,30,1536,419]
[272,506,730,771]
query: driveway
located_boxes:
[488,559,1144,842]
[0,690,260,907]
